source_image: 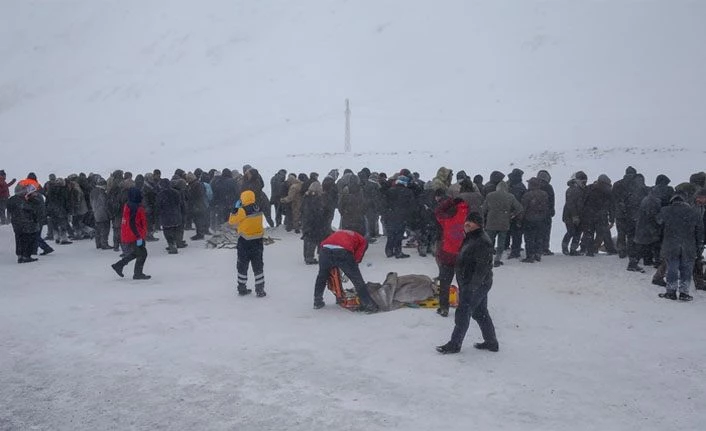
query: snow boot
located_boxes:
[618,250,627,259]
[543,250,555,256]
[395,252,410,259]
[358,302,379,314]
[651,278,667,287]
[313,300,325,309]
[658,292,677,300]
[436,342,461,354]
[436,307,449,317]
[256,288,267,298]
[190,234,204,241]
[521,257,535,263]
[18,256,38,264]
[111,263,124,278]
[627,261,645,273]
[507,252,521,259]
[237,285,252,296]
[678,293,693,302]
[40,247,54,256]
[473,341,499,352]
[493,260,504,267]
[133,273,151,280]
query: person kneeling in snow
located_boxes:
[229,190,266,297]
[313,230,378,312]
[437,212,498,354]
[111,187,151,280]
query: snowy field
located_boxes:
[2,223,706,431]
[2,0,706,429]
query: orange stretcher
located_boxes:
[327,267,360,310]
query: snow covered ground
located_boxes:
[2,0,706,429]
[2,223,706,431]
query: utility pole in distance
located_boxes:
[344,99,351,153]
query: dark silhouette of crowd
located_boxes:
[2,165,704,302]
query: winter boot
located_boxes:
[493,260,504,267]
[190,234,204,241]
[313,299,325,309]
[436,342,461,354]
[507,251,521,259]
[256,288,267,298]
[543,250,555,256]
[237,284,252,296]
[40,247,54,256]
[521,256,535,263]
[678,293,693,302]
[658,291,677,300]
[436,307,449,317]
[111,263,125,278]
[133,273,152,280]
[618,250,627,259]
[395,252,410,259]
[627,260,645,273]
[652,278,667,287]
[473,341,499,352]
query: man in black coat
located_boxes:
[506,168,526,259]
[157,179,186,254]
[270,169,287,227]
[212,168,240,225]
[561,172,588,255]
[186,173,209,240]
[612,167,648,259]
[656,192,704,301]
[693,189,706,290]
[7,184,40,263]
[537,170,555,255]
[384,175,415,259]
[437,212,497,354]
[581,174,617,258]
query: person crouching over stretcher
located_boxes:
[313,230,378,313]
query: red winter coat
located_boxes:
[435,198,469,266]
[120,204,147,243]
[320,230,368,263]
[0,177,16,199]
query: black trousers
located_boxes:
[303,238,319,263]
[562,222,582,253]
[385,221,405,257]
[94,221,111,248]
[542,217,552,253]
[314,247,374,305]
[450,281,496,348]
[272,201,284,226]
[34,227,52,254]
[193,210,209,236]
[0,198,7,224]
[437,263,455,310]
[237,237,264,292]
[616,218,636,256]
[115,243,148,276]
[163,226,180,249]
[14,230,37,258]
[508,219,523,254]
[111,216,122,248]
[523,220,545,259]
[582,219,616,254]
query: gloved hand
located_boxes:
[234,199,242,209]
[136,239,144,247]
[572,216,580,226]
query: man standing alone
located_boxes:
[437,212,498,354]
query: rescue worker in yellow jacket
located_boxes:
[229,190,266,297]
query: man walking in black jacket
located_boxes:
[437,212,498,354]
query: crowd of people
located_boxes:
[1,164,705,351]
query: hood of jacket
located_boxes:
[240,190,256,206]
[489,170,505,184]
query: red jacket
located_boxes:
[120,204,147,243]
[0,177,16,199]
[321,230,368,263]
[435,198,469,266]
